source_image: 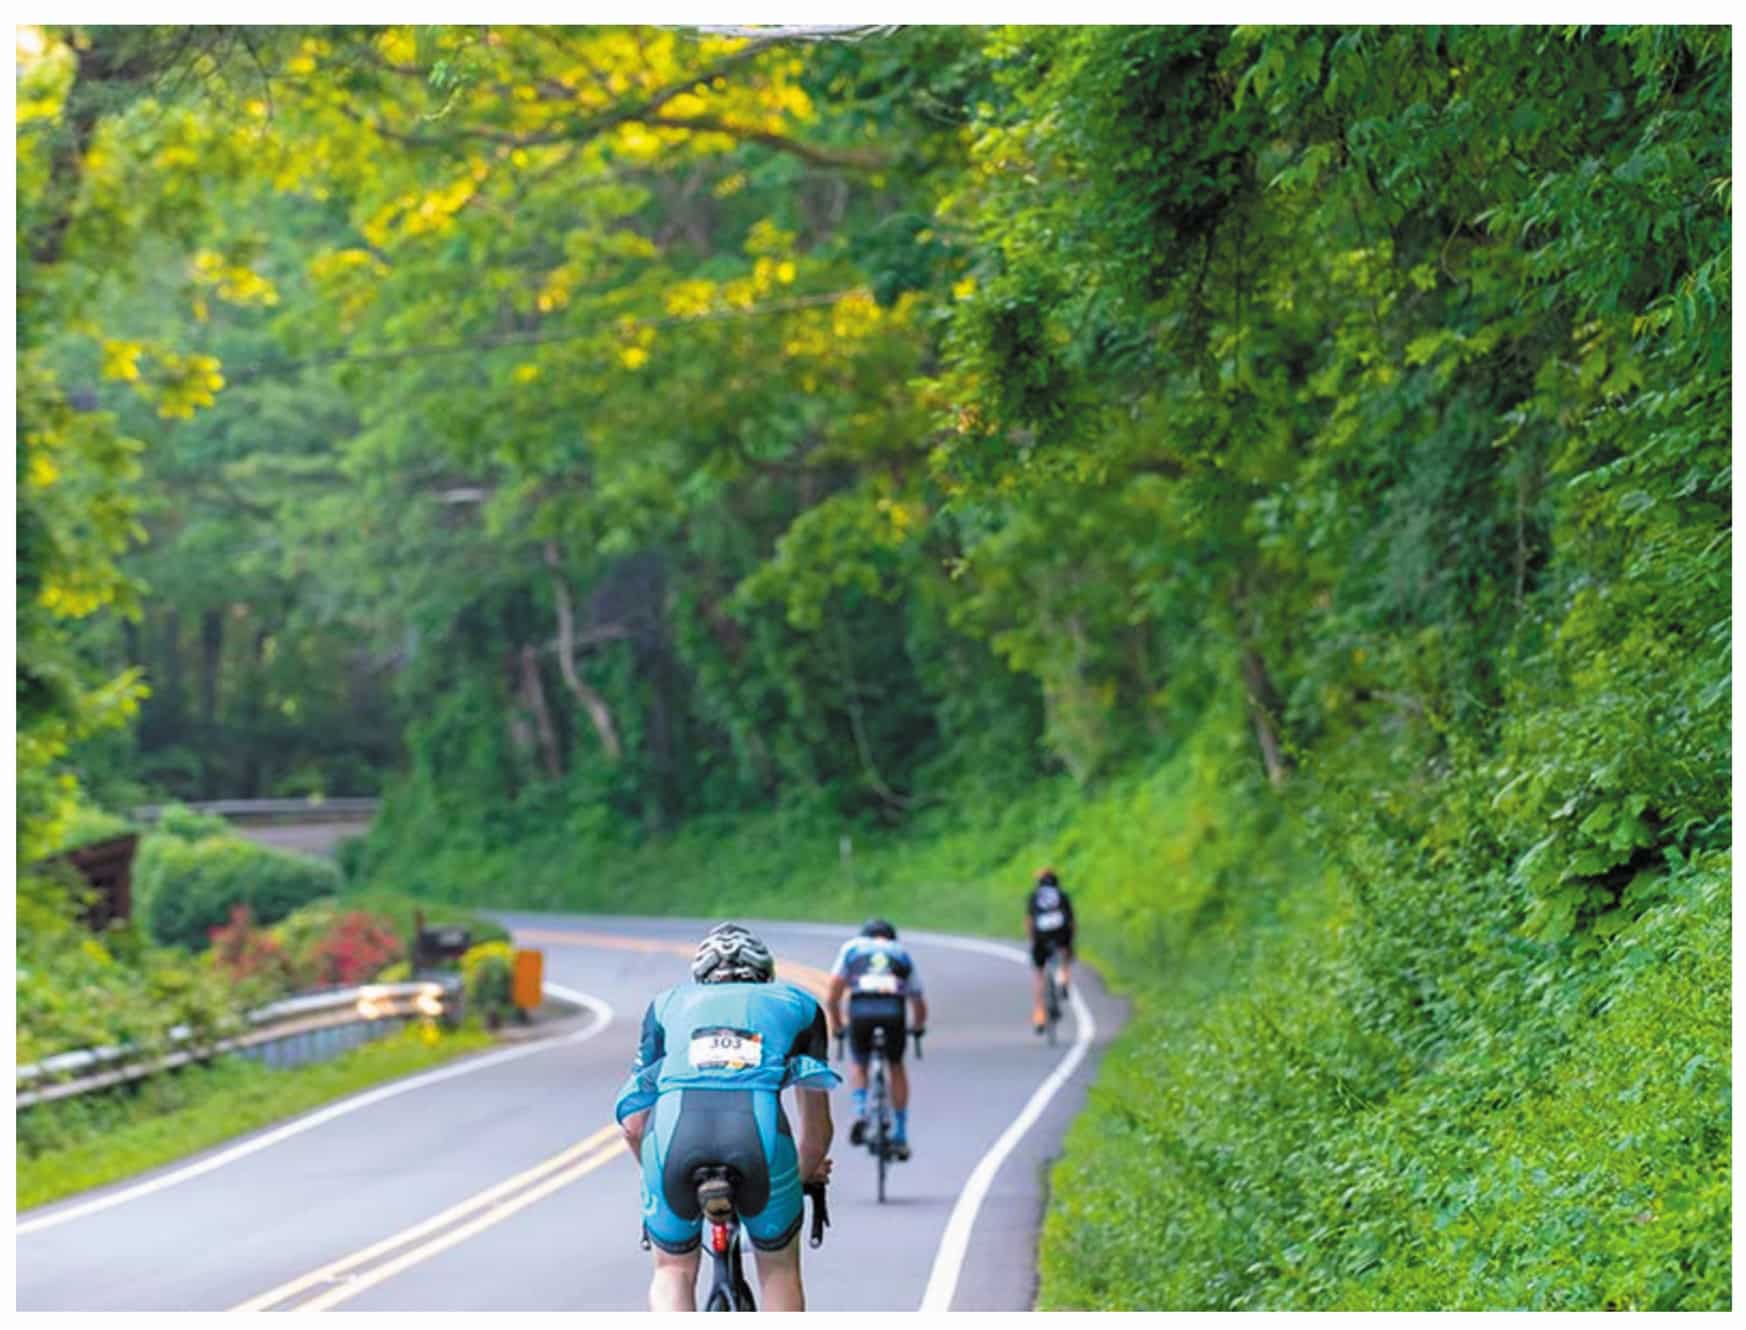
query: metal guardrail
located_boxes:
[133,798,381,823]
[15,978,460,1111]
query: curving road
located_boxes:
[15,913,1123,1312]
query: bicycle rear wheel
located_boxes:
[1045,973,1061,1046]
[872,1065,890,1203]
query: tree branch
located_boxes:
[544,540,623,761]
[324,30,892,169]
[680,25,901,43]
[649,114,891,170]
[830,612,915,811]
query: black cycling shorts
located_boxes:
[646,1088,803,1254]
[846,994,906,1066]
[1031,928,1074,969]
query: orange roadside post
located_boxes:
[512,949,544,1016]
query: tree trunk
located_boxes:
[1239,644,1291,787]
[519,645,564,782]
[199,608,224,728]
[543,542,624,761]
[831,613,911,811]
[239,625,269,798]
[639,638,681,832]
[159,608,186,725]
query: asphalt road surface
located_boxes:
[16,913,1123,1312]
[233,818,370,860]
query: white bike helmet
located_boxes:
[692,922,775,984]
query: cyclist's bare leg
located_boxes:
[1031,966,1047,1024]
[753,1236,805,1311]
[1059,946,1074,990]
[891,1060,909,1111]
[648,1246,699,1312]
[846,1061,868,1092]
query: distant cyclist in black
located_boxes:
[1026,868,1075,1034]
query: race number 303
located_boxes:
[690,1026,763,1071]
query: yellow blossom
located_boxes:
[101,341,143,382]
[28,454,59,488]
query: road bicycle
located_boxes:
[642,1168,829,1312]
[1038,937,1066,1047]
[841,1025,923,1203]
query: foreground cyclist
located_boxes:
[614,923,839,1312]
[1026,868,1075,1033]
[825,919,927,1159]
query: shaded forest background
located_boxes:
[16,25,1730,1308]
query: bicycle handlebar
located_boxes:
[911,1028,925,1060]
[805,1181,830,1248]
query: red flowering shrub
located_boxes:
[207,905,294,997]
[307,911,404,988]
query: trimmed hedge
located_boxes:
[135,832,341,951]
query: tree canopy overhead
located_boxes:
[20,25,1728,860]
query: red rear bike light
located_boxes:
[711,1223,729,1253]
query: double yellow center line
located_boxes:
[231,930,836,1312]
[231,1126,628,1312]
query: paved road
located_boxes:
[233,818,371,860]
[16,913,1123,1312]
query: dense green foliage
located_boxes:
[15,912,242,1067]
[19,804,508,1062]
[17,1021,493,1210]
[134,825,342,949]
[16,23,1730,1309]
[1033,749,1729,1310]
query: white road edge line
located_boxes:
[16,984,615,1237]
[911,931,1098,1313]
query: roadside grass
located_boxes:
[1039,865,1730,1311]
[16,1021,494,1213]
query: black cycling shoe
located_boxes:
[893,1140,911,1162]
[849,1118,867,1146]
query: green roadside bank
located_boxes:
[17,1022,496,1213]
[355,695,1731,1312]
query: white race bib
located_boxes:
[1034,909,1066,932]
[856,972,901,995]
[689,1026,763,1071]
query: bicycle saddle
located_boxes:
[691,1165,740,1222]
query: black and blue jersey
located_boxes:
[828,936,925,1000]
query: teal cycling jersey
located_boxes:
[613,979,839,1124]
